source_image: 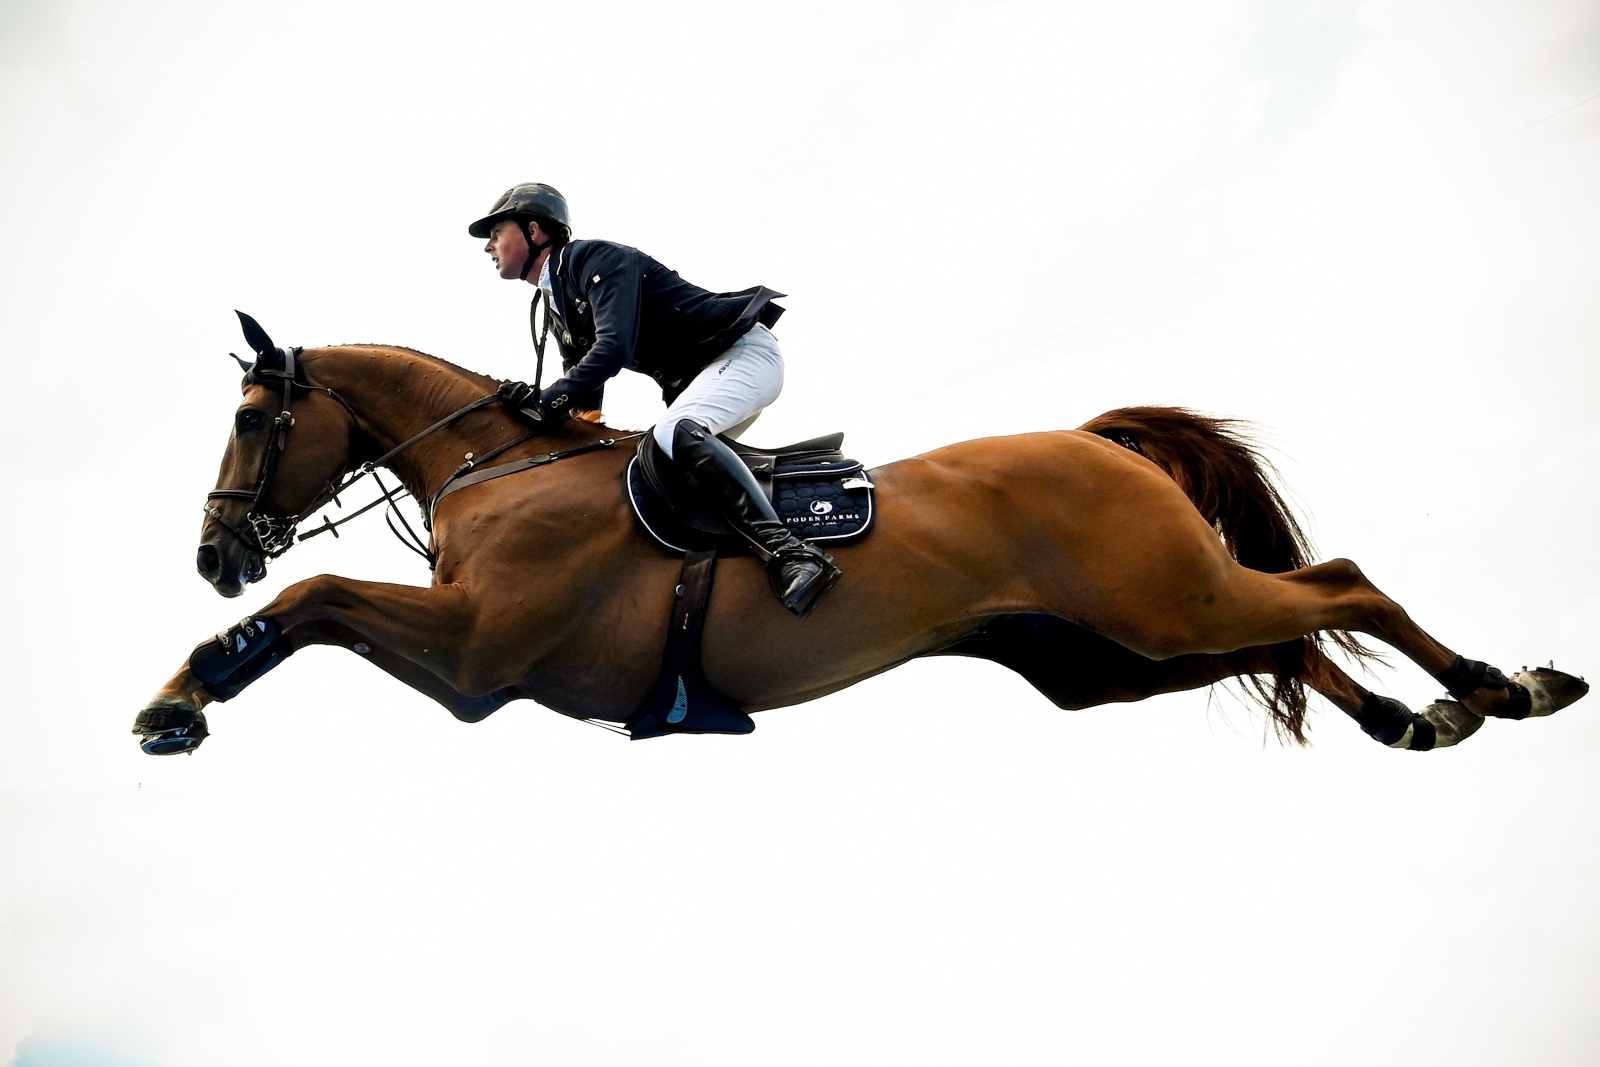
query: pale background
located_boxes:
[2,1,1597,1065]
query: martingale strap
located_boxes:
[427,433,645,521]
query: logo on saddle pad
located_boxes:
[809,500,834,515]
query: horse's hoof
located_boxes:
[1413,699,1485,748]
[1509,666,1589,718]
[133,698,209,755]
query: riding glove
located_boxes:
[497,379,537,407]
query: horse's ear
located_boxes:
[236,311,275,357]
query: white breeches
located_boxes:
[653,324,784,458]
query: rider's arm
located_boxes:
[556,243,644,395]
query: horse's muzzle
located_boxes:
[197,534,265,598]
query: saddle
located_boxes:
[622,430,876,740]
[627,432,876,554]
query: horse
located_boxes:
[133,315,1588,754]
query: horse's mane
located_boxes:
[306,343,625,439]
[321,343,499,390]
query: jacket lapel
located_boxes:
[545,244,570,323]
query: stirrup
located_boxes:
[769,547,842,619]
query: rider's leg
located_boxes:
[651,325,785,460]
[655,327,840,617]
[672,420,841,617]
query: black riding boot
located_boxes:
[671,419,842,618]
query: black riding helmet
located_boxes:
[469,183,571,279]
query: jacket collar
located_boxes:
[540,244,571,321]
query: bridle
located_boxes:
[202,339,640,571]
[203,344,350,560]
[202,343,502,566]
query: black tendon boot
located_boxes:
[671,419,842,618]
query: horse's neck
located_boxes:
[303,346,596,498]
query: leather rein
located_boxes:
[204,347,640,568]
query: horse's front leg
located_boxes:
[134,575,509,754]
[288,619,523,723]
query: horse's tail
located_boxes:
[1078,405,1376,743]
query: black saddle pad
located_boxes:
[627,432,876,555]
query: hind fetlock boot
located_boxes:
[671,419,842,618]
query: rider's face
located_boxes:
[485,218,550,281]
[485,220,528,280]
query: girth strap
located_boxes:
[624,550,756,740]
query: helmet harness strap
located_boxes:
[518,218,552,280]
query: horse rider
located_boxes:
[470,183,841,617]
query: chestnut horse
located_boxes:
[134,320,1587,754]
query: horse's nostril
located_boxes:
[197,543,221,580]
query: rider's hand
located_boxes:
[538,378,584,421]
[497,380,538,408]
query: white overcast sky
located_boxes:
[2,1,1598,1065]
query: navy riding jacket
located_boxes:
[542,239,785,405]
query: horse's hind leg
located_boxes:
[1106,555,1586,741]
[930,614,1268,710]
[1263,560,1587,723]
[933,614,1484,748]
[1294,645,1486,750]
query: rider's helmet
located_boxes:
[469,183,571,279]
[469,183,570,240]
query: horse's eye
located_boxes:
[237,410,266,432]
